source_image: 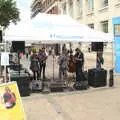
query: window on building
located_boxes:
[69,0,73,17]
[43,2,45,9]
[63,4,66,14]
[101,0,108,7]
[114,24,120,36]
[77,0,83,7]
[76,0,83,17]
[86,0,94,12]
[88,24,94,29]
[101,20,108,33]
[48,0,49,5]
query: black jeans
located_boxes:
[76,67,83,82]
[39,62,46,79]
[33,71,39,80]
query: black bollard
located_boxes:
[109,69,114,87]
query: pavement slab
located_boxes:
[22,87,120,120]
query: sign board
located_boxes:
[1,52,9,66]
[0,82,26,120]
[114,24,120,72]
[112,17,120,73]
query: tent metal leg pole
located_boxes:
[53,55,54,81]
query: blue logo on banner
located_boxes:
[50,34,83,39]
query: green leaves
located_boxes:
[0,0,20,29]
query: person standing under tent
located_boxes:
[25,48,29,59]
[96,52,104,69]
[58,51,68,80]
[74,48,84,82]
[39,47,48,79]
[38,49,42,79]
[30,51,39,80]
[67,50,76,73]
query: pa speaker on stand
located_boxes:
[91,42,104,52]
[11,41,25,76]
[11,41,25,53]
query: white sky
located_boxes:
[16,0,31,22]
[5,0,32,34]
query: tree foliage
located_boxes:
[0,0,20,29]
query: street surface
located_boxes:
[22,87,120,120]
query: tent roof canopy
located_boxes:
[5,13,113,43]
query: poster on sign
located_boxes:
[1,52,9,66]
[0,82,26,120]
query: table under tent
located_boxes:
[5,13,114,96]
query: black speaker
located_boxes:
[88,68,107,87]
[10,72,30,96]
[0,30,2,43]
[12,41,25,53]
[91,42,103,51]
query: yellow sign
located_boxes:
[0,82,26,120]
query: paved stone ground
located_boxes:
[22,87,120,120]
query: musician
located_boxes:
[96,52,104,69]
[30,51,39,80]
[68,50,76,73]
[58,51,68,80]
[74,48,84,82]
[38,48,48,79]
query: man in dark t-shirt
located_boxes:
[74,48,84,82]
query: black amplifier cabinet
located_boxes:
[88,68,107,87]
[10,71,30,96]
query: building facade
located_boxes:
[31,0,61,18]
[60,0,120,51]
[60,0,120,33]
[31,0,120,51]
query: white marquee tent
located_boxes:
[5,13,113,43]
